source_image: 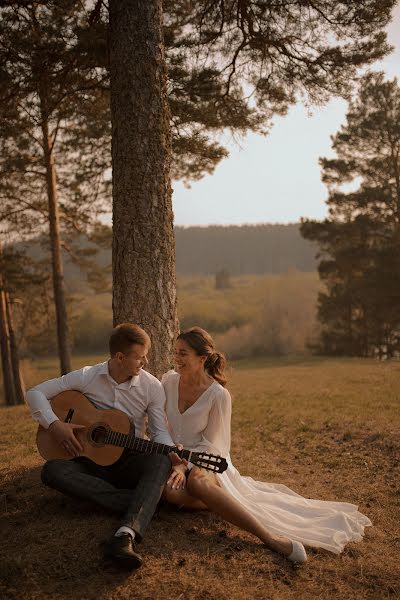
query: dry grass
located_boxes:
[1,357,399,599]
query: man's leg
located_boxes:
[42,453,171,569]
[41,458,133,514]
[110,453,171,541]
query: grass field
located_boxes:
[1,357,399,599]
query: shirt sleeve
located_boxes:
[147,379,175,446]
[25,368,86,429]
[193,387,232,457]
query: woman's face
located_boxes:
[174,338,205,375]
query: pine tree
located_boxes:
[0,242,36,405]
[301,73,400,357]
[1,2,395,374]
[108,0,176,376]
[109,1,395,371]
[0,2,109,374]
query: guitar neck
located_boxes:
[105,430,191,461]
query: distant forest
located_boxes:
[175,224,317,274]
[28,223,317,286]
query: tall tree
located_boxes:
[0,2,109,374]
[0,271,16,405]
[166,1,394,117]
[109,0,176,376]
[0,242,29,405]
[1,2,395,374]
[109,1,394,372]
[301,73,400,357]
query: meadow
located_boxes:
[67,271,320,359]
[1,356,399,599]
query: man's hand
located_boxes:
[48,420,85,458]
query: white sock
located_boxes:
[114,526,135,541]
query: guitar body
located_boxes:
[36,390,229,473]
[36,391,132,466]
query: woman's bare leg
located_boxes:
[186,468,293,556]
[162,485,207,510]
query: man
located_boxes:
[26,323,180,570]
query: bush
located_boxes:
[215,272,320,358]
[72,306,112,354]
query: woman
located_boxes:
[162,327,371,562]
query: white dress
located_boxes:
[162,370,372,554]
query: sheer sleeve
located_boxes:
[194,387,232,457]
[161,369,176,387]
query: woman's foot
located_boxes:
[287,540,307,564]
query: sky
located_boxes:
[172,5,400,226]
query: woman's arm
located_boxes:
[196,387,232,457]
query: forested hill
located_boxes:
[175,224,317,274]
[23,223,317,282]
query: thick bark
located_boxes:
[0,285,16,406]
[39,86,72,375]
[5,292,25,405]
[109,0,177,377]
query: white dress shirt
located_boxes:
[26,361,174,446]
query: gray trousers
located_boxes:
[41,452,171,541]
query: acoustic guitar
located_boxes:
[36,391,228,473]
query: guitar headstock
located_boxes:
[191,452,228,473]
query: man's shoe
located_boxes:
[104,533,143,569]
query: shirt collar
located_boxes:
[99,361,110,376]
[129,374,139,388]
[100,361,139,388]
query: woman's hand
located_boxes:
[169,443,188,468]
[167,464,187,490]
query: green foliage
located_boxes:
[177,275,263,334]
[301,72,400,357]
[72,299,112,354]
[167,0,394,113]
[8,272,317,358]
[214,271,320,358]
[4,225,320,358]
[0,2,110,240]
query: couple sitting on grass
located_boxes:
[26,323,371,570]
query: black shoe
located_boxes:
[104,533,143,570]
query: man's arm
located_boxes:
[26,369,85,428]
[26,369,86,457]
[146,381,175,447]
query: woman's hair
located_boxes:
[109,323,150,356]
[177,326,227,387]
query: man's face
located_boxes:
[119,344,149,377]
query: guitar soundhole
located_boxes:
[90,424,109,446]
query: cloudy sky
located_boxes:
[172,5,400,226]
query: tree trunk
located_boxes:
[5,292,25,405]
[39,87,72,375]
[109,0,177,377]
[0,283,16,406]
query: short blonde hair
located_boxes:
[109,323,150,356]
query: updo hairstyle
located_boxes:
[177,326,227,387]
